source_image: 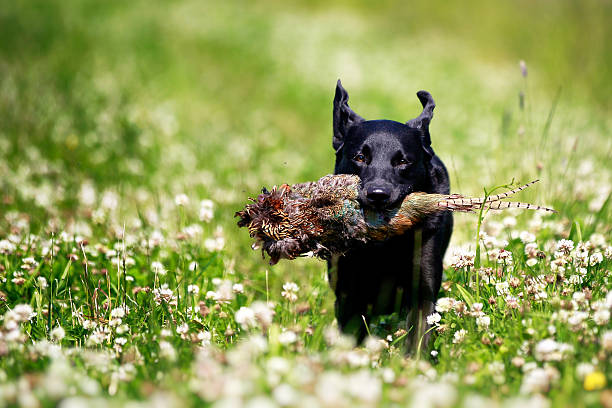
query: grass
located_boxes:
[0,0,611,407]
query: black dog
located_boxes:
[328,80,453,352]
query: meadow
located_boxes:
[0,0,611,407]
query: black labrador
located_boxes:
[328,80,453,352]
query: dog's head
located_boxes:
[332,80,437,210]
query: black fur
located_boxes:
[329,80,453,352]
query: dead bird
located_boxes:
[235,174,555,264]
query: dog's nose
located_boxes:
[366,187,391,202]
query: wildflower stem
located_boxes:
[361,315,371,337]
[48,233,54,336]
[474,180,519,299]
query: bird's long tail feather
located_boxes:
[484,200,556,212]
[435,180,555,213]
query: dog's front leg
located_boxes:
[405,226,445,354]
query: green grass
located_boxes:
[0,0,610,406]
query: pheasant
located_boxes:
[236,175,555,265]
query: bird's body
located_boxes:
[236,175,554,264]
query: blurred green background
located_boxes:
[1,0,610,262]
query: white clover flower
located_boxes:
[576,362,595,379]
[278,330,298,345]
[183,224,203,239]
[232,283,244,294]
[520,367,550,393]
[593,309,610,326]
[525,242,539,257]
[604,246,612,259]
[534,339,557,359]
[37,276,48,290]
[251,301,275,328]
[409,381,457,408]
[497,249,513,265]
[151,261,167,276]
[153,285,177,306]
[572,291,586,303]
[187,284,199,296]
[205,290,219,301]
[87,327,110,346]
[568,311,589,329]
[199,199,214,222]
[273,384,298,406]
[197,330,212,346]
[149,230,164,246]
[589,233,606,247]
[174,194,189,206]
[82,320,97,330]
[519,231,536,244]
[188,261,198,271]
[435,297,455,313]
[235,306,257,330]
[471,302,484,313]
[0,239,16,254]
[176,322,189,335]
[503,216,517,228]
[505,295,520,309]
[315,371,346,405]
[589,252,603,266]
[574,251,590,267]
[212,280,234,303]
[526,258,538,267]
[204,237,225,252]
[601,331,612,351]
[21,257,39,269]
[534,291,548,301]
[50,326,65,341]
[281,282,299,302]
[426,312,441,326]
[534,339,573,361]
[115,337,128,346]
[159,341,176,361]
[495,281,510,296]
[556,239,574,254]
[381,367,396,383]
[488,361,505,375]
[101,190,119,211]
[8,304,35,323]
[345,370,382,404]
[452,329,468,344]
[449,249,475,269]
[110,307,126,319]
[476,315,491,330]
[364,336,387,354]
[576,241,592,253]
[79,181,96,206]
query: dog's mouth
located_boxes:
[358,195,404,213]
[358,186,412,212]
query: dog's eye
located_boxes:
[353,153,366,163]
[397,158,412,166]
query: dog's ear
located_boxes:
[406,90,436,159]
[333,79,365,153]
